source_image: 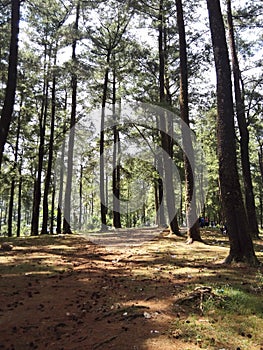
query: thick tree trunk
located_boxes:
[0,0,20,169]
[207,0,259,266]
[176,0,202,243]
[226,0,259,239]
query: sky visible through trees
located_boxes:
[0,0,262,265]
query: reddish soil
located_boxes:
[0,230,262,350]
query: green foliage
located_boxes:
[0,0,262,233]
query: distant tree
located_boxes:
[206,0,259,265]
[85,1,133,230]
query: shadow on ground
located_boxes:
[0,229,262,350]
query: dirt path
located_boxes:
[0,229,262,350]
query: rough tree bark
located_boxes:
[226,0,259,239]
[206,0,260,266]
[0,0,20,169]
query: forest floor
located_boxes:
[0,228,263,350]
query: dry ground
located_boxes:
[0,228,262,350]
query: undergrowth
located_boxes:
[170,283,263,350]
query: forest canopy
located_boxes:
[0,0,262,264]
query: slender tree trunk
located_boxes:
[50,183,55,234]
[158,0,180,235]
[259,144,263,181]
[63,2,80,234]
[0,205,2,232]
[99,51,110,231]
[176,0,201,243]
[226,0,259,239]
[56,121,67,234]
[31,74,49,236]
[157,153,166,226]
[41,53,57,235]
[206,0,259,266]
[16,159,22,237]
[7,182,15,237]
[259,187,263,229]
[154,153,165,226]
[112,63,121,229]
[0,0,20,169]
[258,144,263,229]
[7,109,21,237]
[79,163,83,231]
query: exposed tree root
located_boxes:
[223,253,261,267]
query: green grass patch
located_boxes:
[204,285,263,315]
[171,283,263,349]
[170,313,263,349]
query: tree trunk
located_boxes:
[7,180,15,237]
[226,0,259,239]
[112,62,121,229]
[158,0,180,235]
[56,120,67,234]
[259,187,263,229]
[41,53,57,235]
[7,110,20,237]
[258,144,263,181]
[154,153,165,226]
[31,73,49,236]
[99,52,110,231]
[50,183,55,234]
[63,2,80,234]
[206,0,259,266]
[0,0,20,169]
[79,163,83,231]
[16,159,22,237]
[176,0,202,243]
